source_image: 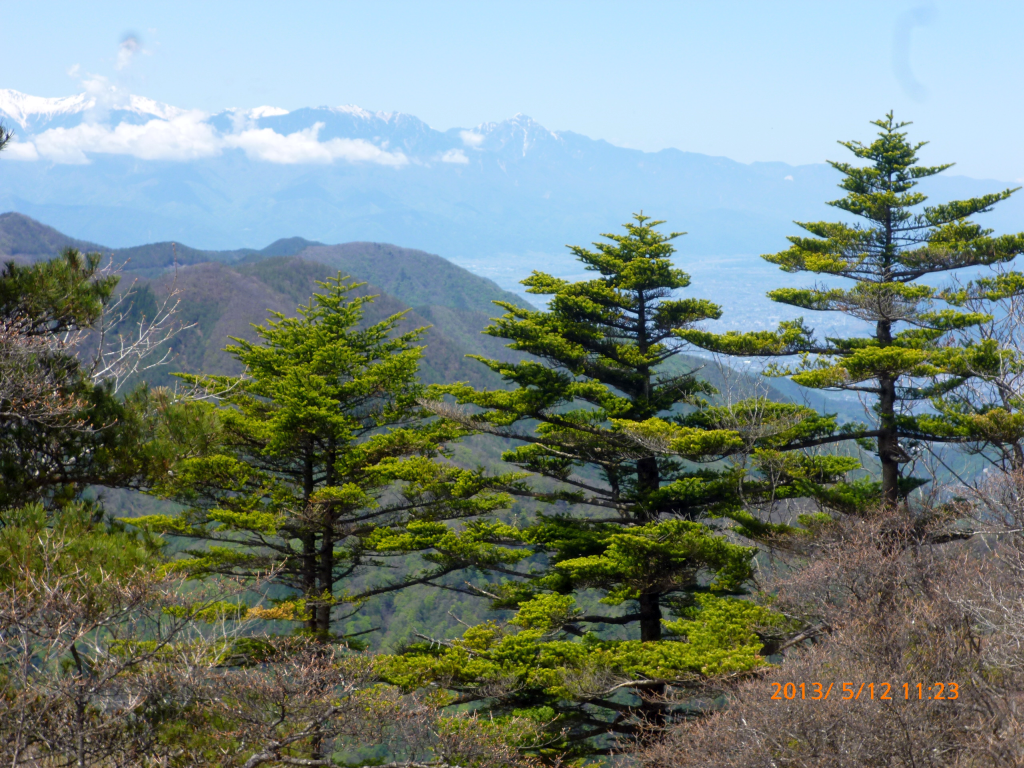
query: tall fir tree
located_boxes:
[379,215,853,753]
[133,275,515,639]
[682,114,1024,505]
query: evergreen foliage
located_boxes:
[132,275,515,638]
[919,270,1024,472]
[0,249,153,512]
[379,216,848,753]
[681,114,1024,504]
[8,114,1023,763]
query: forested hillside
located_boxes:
[4,117,1024,767]
[1,211,528,386]
[0,211,881,658]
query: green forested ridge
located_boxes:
[0,211,319,270]
[1,212,532,389]
[4,116,1024,766]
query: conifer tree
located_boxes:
[379,216,852,753]
[0,249,153,512]
[133,276,514,639]
[682,114,1024,505]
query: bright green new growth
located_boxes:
[386,215,842,753]
[132,276,514,639]
[681,114,1024,504]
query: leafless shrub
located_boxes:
[0,539,240,766]
[0,254,190,433]
[78,258,192,393]
[0,315,87,427]
[635,501,1024,767]
[0,523,542,768]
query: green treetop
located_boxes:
[377,216,850,753]
[133,275,515,639]
[682,114,1024,506]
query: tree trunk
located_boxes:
[635,452,666,726]
[302,450,318,634]
[634,452,661,641]
[302,534,317,633]
[71,644,87,768]
[877,202,901,507]
[876,317,900,507]
[638,592,662,642]
[315,440,337,637]
[877,372,900,508]
[316,518,334,635]
[635,456,659,513]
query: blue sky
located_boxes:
[3,0,1023,181]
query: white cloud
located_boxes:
[9,108,410,167]
[440,148,469,164]
[459,130,484,148]
[66,64,81,78]
[2,140,40,161]
[32,112,221,163]
[784,175,794,181]
[75,74,133,124]
[224,122,408,166]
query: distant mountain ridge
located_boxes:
[2,88,1022,334]
[0,212,529,389]
[0,212,324,271]
[0,211,104,261]
[0,211,524,313]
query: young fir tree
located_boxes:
[133,275,516,639]
[682,114,1024,506]
[378,216,853,754]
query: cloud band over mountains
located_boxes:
[6,114,410,166]
[0,89,574,170]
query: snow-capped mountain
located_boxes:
[0,89,187,132]
[0,90,92,130]
[0,89,572,168]
[1,88,1021,334]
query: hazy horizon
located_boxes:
[3,1,1023,181]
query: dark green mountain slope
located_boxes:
[139,256,509,389]
[0,211,104,262]
[272,242,525,315]
[112,236,324,274]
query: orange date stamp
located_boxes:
[770,682,960,701]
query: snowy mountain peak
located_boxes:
[330,104,377,120]
[126,94,186,121]
[0,89,92,128]
[0,88,186,129]
[328,104,417,126]
[475,114,558,138]
[0,88,569,166]
[246,106,289,119]
[466,113,562,158]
